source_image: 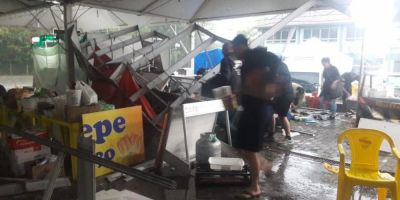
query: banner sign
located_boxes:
[82,106,145,176]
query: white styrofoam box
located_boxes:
[96,189,152,200]
[10,146,51,164]
[208,157,245,171]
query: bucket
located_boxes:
[66,89,82,106]
[213,86,232,98]
[213,86,237,110]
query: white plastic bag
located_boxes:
[75,81,98,105]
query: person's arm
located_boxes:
[321,69,330,91]
[220,58,232,82]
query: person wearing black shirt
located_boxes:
[271,62,294,140]
[220,42,240,93]
[232,34,279,199]
[320,57,340,119]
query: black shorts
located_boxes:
[234,95,273,152]
[273,97,292,117]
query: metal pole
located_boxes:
[250,0,318,48]
[128,37,216,103]
[225,111,232,146]
[64,2,75,89]
[181,109,191,166]
[170,25,189,54]
[0,125,177,189]
[355,36,365,125]
[42,152,65,200]
[77,137,95,200]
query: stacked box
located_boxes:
[7,130,51,176]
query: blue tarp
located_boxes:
[194,48,223,74]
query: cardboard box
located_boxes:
[7,130,51,176]
[31,157,65,179]
[66,104,100,122]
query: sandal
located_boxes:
[264,169,275,177]
[235,191,261,199]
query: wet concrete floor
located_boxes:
[3,112,395,200]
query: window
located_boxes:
[312,29,319,38]
[266,28,296,43]
[302,26,338,42]
[346,25,364,41]
[304,29,311,40]
[321,28,329,38]
[394,60,400,73]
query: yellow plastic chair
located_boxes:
[336,128,400,200]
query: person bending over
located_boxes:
[232,34,281,199]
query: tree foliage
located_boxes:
[0,27,44,75]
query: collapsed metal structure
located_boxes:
[74,23,229,126]
[0,0,363,199]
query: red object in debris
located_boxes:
[8,131,48,150]
[90,46,157,120]
[358,96,367,104]
[306,96,320,108]
[312,91,318,97]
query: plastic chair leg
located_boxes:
[389,185,399,200]
[377,188,388,200]
[337,181,353,200]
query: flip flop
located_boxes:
[323,163,339,174]
[235,191,261,199]
[264,169,275,177]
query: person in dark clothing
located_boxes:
[341,72,359,112]
[220,42,240,93]
[271,62,294,140]
[196,68,207,77]
[232,34,250,60]
[200,43,238,98]
[320,57,340,119]
[220,42,235,83]
[232,34,279,199]
[0,84,6,103]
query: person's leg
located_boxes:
[330,99,337,116]
[265,113,275,142]
[271,115,276,133]
[240,150,262,195]
[320,96,326,110]
[342,94,348,112]
[280,116,291,139]
[257,153,272,171]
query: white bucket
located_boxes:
[66,89,82,106]
[212,86,232,99]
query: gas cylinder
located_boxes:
[196,132,221,165]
